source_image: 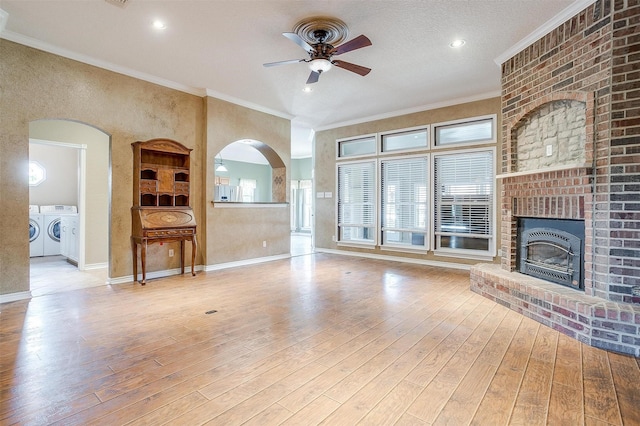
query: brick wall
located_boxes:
[471,0,640,356]
[609,0,640,303]
[500,0,640,304]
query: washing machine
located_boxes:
[29,205,44,257]
[41,205,77,256]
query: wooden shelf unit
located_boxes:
[131,138,197,284]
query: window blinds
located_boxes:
[434,151,493,237]
[337,161,376,241]
[381,157,428,233]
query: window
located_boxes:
[434,116,494,146]
[434,149,494,256]
[335,115,496,259]
[239,178,257,202]
[381,156,428,249]
[28,161,46,186]
[337,135,376,158]
[381,127,428,152]
[337,161,376,244]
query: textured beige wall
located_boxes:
[205,97,291,265]
[0,40,205,295]
[314,97,502,266]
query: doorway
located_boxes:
[291,179,313,256]
[28,119,110,295]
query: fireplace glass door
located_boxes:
[517,218,584,290]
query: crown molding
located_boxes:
[315,90,501,132]
[0,29,206,97]
[494,0,597,66]
[204,88,294,121]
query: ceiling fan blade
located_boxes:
[283,32,314,53]
[263,59,304,67]
[332,35,372,55]
[306,71,320,84]
[332,60,371,76]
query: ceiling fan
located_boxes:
[264,22,372,84]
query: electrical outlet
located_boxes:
[262,240,267,248]
[168,249,174,257]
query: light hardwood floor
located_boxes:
[2,254,639,425]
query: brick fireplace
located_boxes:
[470,1,640,357]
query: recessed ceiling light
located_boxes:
[153,20,166,30]
[303,86,312,93]
[449,39,466,48]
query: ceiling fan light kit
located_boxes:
[264,16,372,84]
[309,59,332,73]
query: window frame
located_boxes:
[431,146,497,260]
[336,133,378,160]
[379,153,430,252]
[432,114,497,149]
[28,160,46,186]
[333,114,498,260]
[335,158,378,248]
[380,125,430,154]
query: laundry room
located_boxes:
[29,142,79,262]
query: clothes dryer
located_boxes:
[41,205,77,256]
[29,205,44,257]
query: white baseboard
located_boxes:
[205,254,290,271]
[314,248,472,271]
[83,262,108,270]
[0,291,32,304]
[107,264,205,285]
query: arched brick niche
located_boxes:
[505,92,594,174]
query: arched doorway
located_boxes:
[28,119,110,295]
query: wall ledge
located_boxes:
[496,162,591,179]
[212,202,289,208]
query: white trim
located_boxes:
[433,250,495,262]
[83,262,108,270]
[0,291,32,304]
[431,114,497,149]
[205,254,290,271]
[107,264,205,285]
[212,202,289,208]
[494,0,598,66]
[496,163,591,179]
[315,248,472,271]
[0,8,8,33]
[29,138,87,149]
[380,125,431,154]
[336,133,378,160]
[316,91,501,132]
[336,242,377,250]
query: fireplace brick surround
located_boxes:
[470,0,640,356]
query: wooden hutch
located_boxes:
[131,138,197,284]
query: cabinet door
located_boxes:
[157,169,175,194]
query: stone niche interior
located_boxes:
[471,93,640,357]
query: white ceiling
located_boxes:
[1,0,590,159]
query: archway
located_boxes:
[214,139,286,203]
[29,119,110,294]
